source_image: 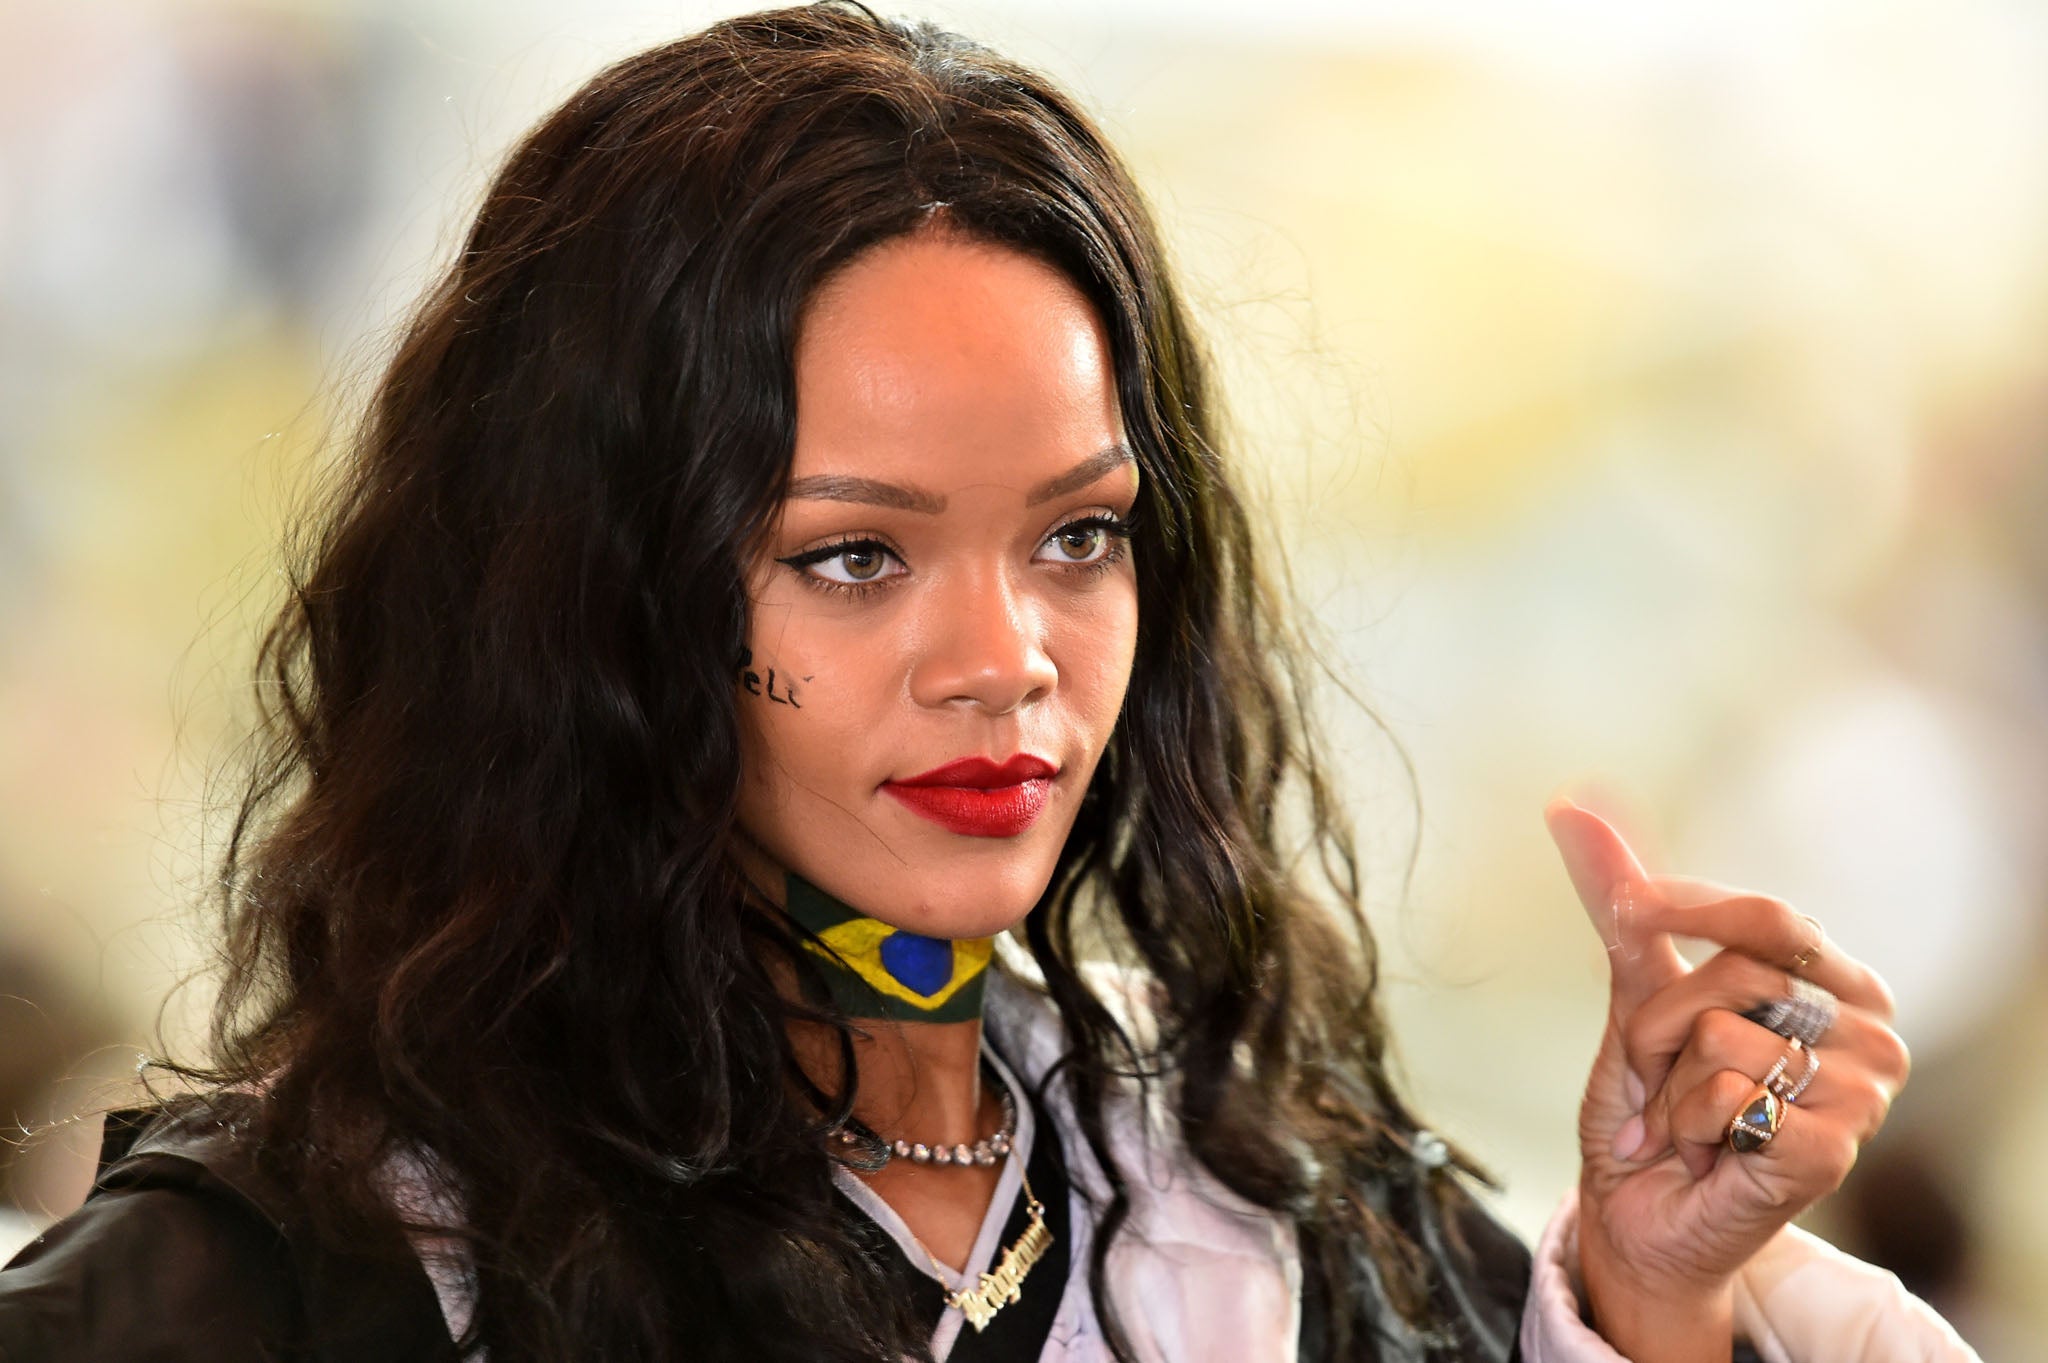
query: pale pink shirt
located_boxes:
[387,959,1981,1362]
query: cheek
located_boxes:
[735,643,816,715]
[735,638,826,809]
[734,622,888,837]
[1064,585,1139,724]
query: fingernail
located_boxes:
[1624,1068,1646,1110]
[1611,1115,1646,1161]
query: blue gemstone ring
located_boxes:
[1725,1084,1786,1155]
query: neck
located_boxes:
[773,869,1001,1154]
[781,871,993,1023]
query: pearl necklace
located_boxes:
[834,1084,1017,1167]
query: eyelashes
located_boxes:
[774,513,1137,603]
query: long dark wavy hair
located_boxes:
[182,5,1499,1360]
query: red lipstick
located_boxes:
[883,754,1058,838]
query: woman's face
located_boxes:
[735,230,1140,940]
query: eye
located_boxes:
[1035,514,1134,568]
[779,538,905,588]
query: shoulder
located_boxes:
[0,1100,459,1363]
[0,1157,296,1361]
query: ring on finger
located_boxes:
[1784,915,1824,972]
[1726,1083,1785,1154]
[1759,1050,1792,1091]
[1768,1038,1820,1105]
[1740,975,1838,1047]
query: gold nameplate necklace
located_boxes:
[854,1053,1052,1332]
[921,1168,1054,1333]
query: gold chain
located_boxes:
[920,1167,1054,1333]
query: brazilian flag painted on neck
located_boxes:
[783,871,993,1024]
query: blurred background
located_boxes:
[1,0,2041,1352]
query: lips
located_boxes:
[883,753,1059,838]
[892,754,1058,788]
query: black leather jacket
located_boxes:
[0,1099,1531,1362]
[0,1103,457,1363]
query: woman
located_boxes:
[0,5,1978,1361]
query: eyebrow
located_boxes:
[784,443,1136,513]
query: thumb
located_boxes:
[1543,794,1686,1018]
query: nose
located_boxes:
[908,567,1058,715]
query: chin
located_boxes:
[863,855,1056,942]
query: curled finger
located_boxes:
[1642,876,1896,1020]
[1658,1065,1865,1200]
[1621,951,1838,1100]
[1630,1000,1907,1166]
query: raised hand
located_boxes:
[1544,795,1910,1363]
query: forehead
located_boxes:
[790,232,1125,492]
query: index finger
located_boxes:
[1640,874,1895,1020]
